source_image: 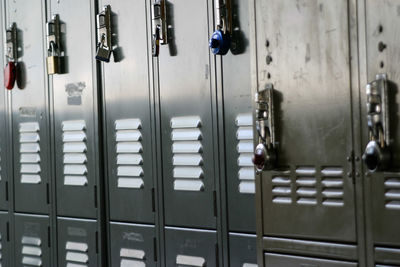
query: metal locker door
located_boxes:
[158,0,217,229]
[223,0,256,233]
[165,227,218,267]
[364,0,400,265]
[14,214,51,267]
[109,222,157,267]
[229,233,257,267]
[50,0,100,218]
[57,217,99,267]
[264,253,357,267]
[101,0,155,223]
[7,0,50,214]
[0,212,10,267]
[256,0,357,242]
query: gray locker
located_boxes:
[50,0,100,218]
[256,0,356,242]
[7,0,50,214]
[100,0,155,223]
[109,222,156,267]
[223,0,256,233]
[0,62,7,211]
[14,213,51,267]
[229,233,257,267]
[165,227,218,267]
[0,212,10,267]
[264,253,357,267]
[364,0,400,265]
[158,0,217,229]
[57,217,99,267]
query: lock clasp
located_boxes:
[46,14,64,75]
[96,5,112,62]
[4,23,17,90]
[152,0,168,57]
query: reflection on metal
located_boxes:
[96,5,112,62]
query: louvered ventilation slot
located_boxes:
[21,236,42,266]
[235,113,255,194]
[120,248,146,267]
[62,120,88,187]
[321,167,344,207]
[115,119,144,189]
[66,241,89,267]
[19,122,41,184]
[384,177,400,210]
[271,175,292,204]
[171,116,204,191]
[295,167,317,205]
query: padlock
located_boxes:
[96,5,112,62]
[209,29,231,55]
[47,41,59,75]
[4,61,16,90]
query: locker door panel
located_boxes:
[223,0,256,233]
[0,3,7,211]
[264,253,357,267]
[101,0,155,223]
[50,0,98,218]
[165,227,218,267]
[110,222,156,267]
[229,233,257,267]
[0,212,10,267]
[57,218,98,267]
[159,0,216,229]
[14,214,51,267]
[7,0,50,214]
[257,0,356,242]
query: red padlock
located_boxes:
[4,62,16,90]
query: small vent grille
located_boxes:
[62,120,88,187]
[120,248,146,267]
[66,241,89,267]
[115,119,144,189]
[235,113,255,194]
[272,175,291,204]
[384,177,400,210]
[321,167,344,207]
[21,236,42,266]
[295,167,317,205]
[170,116,204,191]
[19,122,41,184]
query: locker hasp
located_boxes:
[46,14,64,75]
[4,23,17,90]
[151,0,168,57]
[209,0,231,55]
[96,5,112,62]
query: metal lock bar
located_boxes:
[152,0,168,57]
[46,14,63,75]
[96,5,112,62]
[6,23,17,63]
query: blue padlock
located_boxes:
[209,29,231,55]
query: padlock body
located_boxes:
[96,47,111,62]
[4,62,16,90]
[47,55,59,75]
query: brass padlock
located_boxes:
[47,42,59,75]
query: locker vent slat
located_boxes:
[385,177,400,209]
[235,113,255,194]
[176,254,206,266]
[120,248,146,266]
[321,167,344,207]
[65,241,89,266]
[21,235,42,266]
[62,121,88,187]
[115,119,144,189]
[19,122,41,184]
[295,167,317,205]
[171,116,204,191]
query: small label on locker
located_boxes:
[19,107,37,117]
[65,82,85,106]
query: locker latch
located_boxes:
[46,14,64,75]
[253,84,276,172]
[96,5,112,62]
[363,74,391,172]
[4,23,17,90]
[209,0,231,55]
[151,0,168,57]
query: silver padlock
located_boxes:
[96,5,112,62]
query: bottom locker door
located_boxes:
[14,213,51,267]
[0,212,10,267]
[109,222,156,267]
[165,227,217,267]
[229,233,257,267]
[57,217,98,267]
[264,253,358,267]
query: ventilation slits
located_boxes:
[21,236,42,266]
[62,120,88,187]
[235,113,255,194]
[120,248,146,267]
[295,167,317,205]
[384,177,400,210]
[171,116,204,192]
[115,119,144,189]
[65,241,89,267]
[321,167,344,207]
[271,176,292,204]
[19,122,41,184]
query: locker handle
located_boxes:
[152,0,168,57]
[4,23,17,90]
[362,74,391,171]
[209,0,231,55]
[253,84,277,172]
[176,255,206,266]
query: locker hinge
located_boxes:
[213,190,217,217]
[347,151,356,185]
[153,237,158,262]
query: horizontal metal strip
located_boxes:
[115,118,142,130]
[375,246,400,265]
[170,116,201,129]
